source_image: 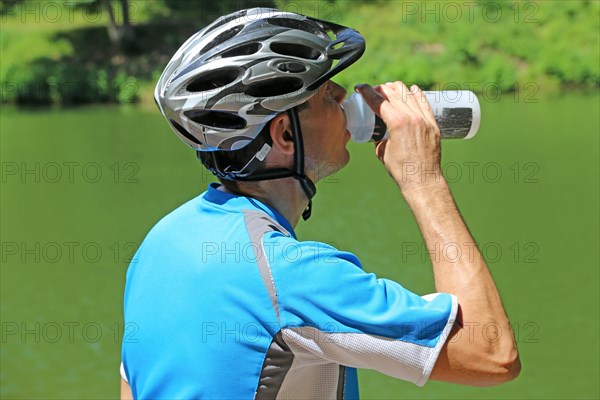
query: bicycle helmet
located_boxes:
[155,7,364,151]
[154,8,365,219]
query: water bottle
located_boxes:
[343,90,481,141]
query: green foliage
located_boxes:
[1,0,598,106]
[331,0,599,92]
[0,0,23,15]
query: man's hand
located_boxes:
[355,82,444,195]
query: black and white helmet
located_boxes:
[155,7,365,152]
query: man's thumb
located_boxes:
[354,84,385,117]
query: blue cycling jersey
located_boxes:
[121,183,457,399]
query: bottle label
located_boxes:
[434,107,473,139]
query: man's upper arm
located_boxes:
[429,321,463,383]
[120,378,133,400]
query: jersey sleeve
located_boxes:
[264,233,458,386]
[120,362,128,383]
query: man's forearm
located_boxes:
[402,177,520,381]
[403,179,498,299]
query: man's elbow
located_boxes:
[432,325,522,386]
[478,350,521,386]
[497,351,522,383]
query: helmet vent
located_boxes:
[199,25,244,56]
[270,42,321,60]
[170,119,203,146]
[185,110,247,130]
[221,42,261,58]
[186,68,239,92]
[246,77,303,97]
[277,62,307,73]
[204,10,246,36]
[266,18,325,37]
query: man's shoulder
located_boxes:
[261,231,362,271]
[147,194,205,232]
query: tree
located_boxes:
[100,0,133,50]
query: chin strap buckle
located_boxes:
[302,200,312,221]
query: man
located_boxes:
[121,8,520,399]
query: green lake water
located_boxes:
[1,91,598,399]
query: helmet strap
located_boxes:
[287,107,316,220]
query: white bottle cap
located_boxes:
[342,92,376,142]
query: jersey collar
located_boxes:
[204,183,296,238]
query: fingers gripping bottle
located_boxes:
[342,90,481,141]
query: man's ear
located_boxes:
[269,113,295,155]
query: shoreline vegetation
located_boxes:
[1,0,598,107]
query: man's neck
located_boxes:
[218,179,309,229]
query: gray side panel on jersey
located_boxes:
[255,331,295,399]
[337,365,346,399]
[276,354,342,400]
[243,210,294,398]
[243,210,290,323]
[243,210,350,398]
